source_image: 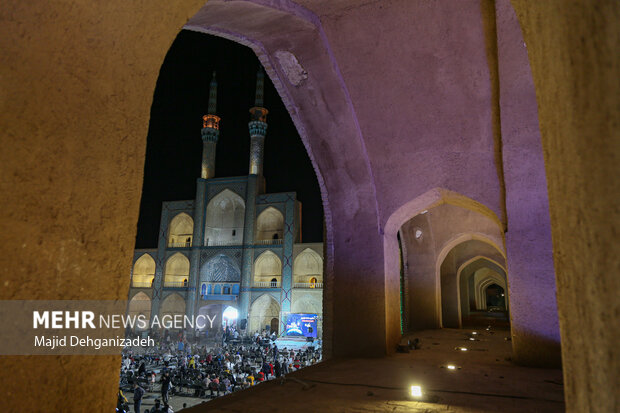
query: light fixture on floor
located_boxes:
[446,364,457,370]
[457,347,468,351]
[410,385,423,398]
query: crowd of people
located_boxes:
[117,328,322,413]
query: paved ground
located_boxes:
[181,326,565,413]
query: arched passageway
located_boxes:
[439,238,506,329]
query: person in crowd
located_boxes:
[118,332,323,407]
[117,387,128,412]
[133,381,145,413]
[161,371,172,404]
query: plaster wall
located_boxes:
[510,0,619,409]
[495,0,560,367]
[0,1,206,411]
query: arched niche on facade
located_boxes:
[248,294,280,334]
[256,207,284,241]
[127,292,151,330]
[167,213,194,247]
[291,295,321,315]
[293,248,323,285]
[205,189,245,246]
[132,254,156,287]
[163,252,190,287]
[159,293,186,326]
[200,254,240,283]
[253,250,281,287]
[438,238,506,329]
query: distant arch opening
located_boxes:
[205,189,245,245]
[293,248,323,286]
[164,253,190,287]
[254,250,281,287]
[256,207,284,241]
[127,292,151,331]
[167,212,194,247]
[159,293,186,330]
[132,254,156,287]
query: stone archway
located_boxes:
[248,294,280,333]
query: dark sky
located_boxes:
[135,30,323,248]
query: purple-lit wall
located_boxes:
[185,0,560,361]
[496,0,560,366]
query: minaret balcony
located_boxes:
[248,120,268,137]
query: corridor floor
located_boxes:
[183,326,564,412]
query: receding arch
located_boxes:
[132,254,156,287]
[456,256,509,320]
[159,292,186,326]
[167,212,194,247]
[205,189,245,245]
[438,238,506,328]
[293,248,323,284]
[248,294,280,333]
[256,207,284,241]
[384,188,505,338]
[127,292,151,330]
[164,252,190,287]
[254,250,281,286]
[476,271,508,310]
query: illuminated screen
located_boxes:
[285,313,317,338]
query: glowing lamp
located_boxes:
[447,365,456,370]
[459,347,468,351]
[222,306,238,321]
[471,332,478,335]
[410,385,423,398]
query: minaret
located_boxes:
[248,67,269,176]
[200,71,220,179]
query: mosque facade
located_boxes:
[127,69,323,338]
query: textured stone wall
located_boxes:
[511,0,619,411]
[0,1,204,411]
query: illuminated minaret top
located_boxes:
[200,71,220,179]
[248,67,269,176]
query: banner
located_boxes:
[284,313,317,338]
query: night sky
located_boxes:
[135,30,323,248]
